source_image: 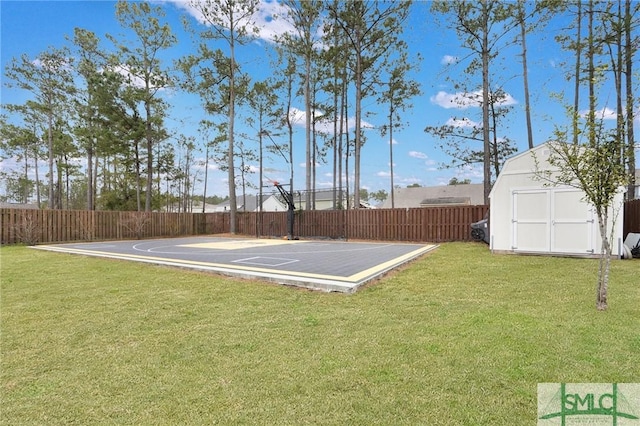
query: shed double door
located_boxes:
[511,189,596,254]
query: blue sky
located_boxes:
[1,0,637,199]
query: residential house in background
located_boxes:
[189,202,224,213]
[210,194,287,212]
[380,184,485,209]
[206,190,348,212]
[292,189,348,210]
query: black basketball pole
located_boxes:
[274,182,295,240]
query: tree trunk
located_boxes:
[22,146,29,203]
[573,1,582,145]
[284,57,295,202]
[257,131,262,235]
[332,75,338,209]
[389,87,395,209]
[34,148,41,206]
[344,80,350,210]
[203,143,209,214]
[625,0,636,200]
[596,211,611,310]
[338,78,345,209]
[481,1,491,205]
[518,1,534,149]
[490,96,501,178]
[145,97,153,212]
[135,140,141,212]
[312,107,317,210]
[353,23,362,209]
[304,53,312,210]
[587,0,596,138]
[228,23,238,233]
[87,140,94,210]
[613,0,624,167]
[47,111,55,209]
[93,149,99,209]
[56,158,63,210]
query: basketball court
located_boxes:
[33,236,438,293]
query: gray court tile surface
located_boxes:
[34,237,438,293]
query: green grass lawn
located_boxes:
[1,242,638,425]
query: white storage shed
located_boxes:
[489,142,625,257]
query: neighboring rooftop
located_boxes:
[381,184,485,209]
[0,202,39,209]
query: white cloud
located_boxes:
[398,176,422,186]
[579,106,640,123]
[441,55,458,65]
[252,0,298,42]
[108,64,170,91]
[579,107,617,120]
[297,161,322,169]
[111,64,147,89]
[456,164,483,180]
[31,56,73,72]
[341,116,374,132]
[288,107,306,125]
[0,157,19,174]
[431,91,480,109]
[493,92,518,106]
[409,151,428,159]
[166,0,305,44]
[445,117,479,128]
[430,90,517,110]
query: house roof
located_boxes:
[420,197,471,206]
[381,183,485,208]
[0,202,39,209]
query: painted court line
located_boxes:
[232,257,299,267]
[180,239,307,251]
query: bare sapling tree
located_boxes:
[536,0,634,311]
[538,132,627,311]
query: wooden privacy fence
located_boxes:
[238,205,489,243]
[625,199,640,237]
[0,209,228,245]
[1,205,489,245]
